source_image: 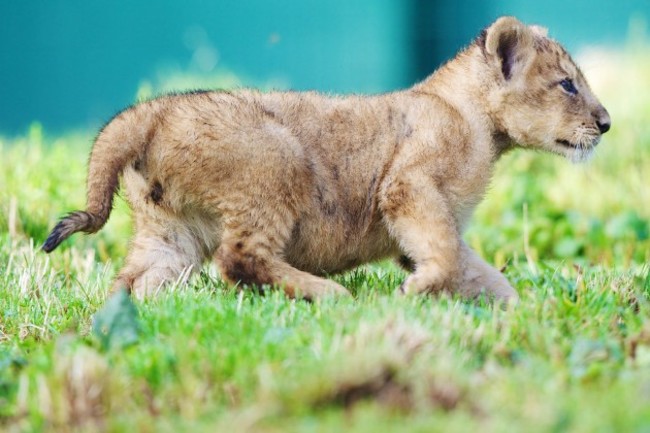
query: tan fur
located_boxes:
[44,17,610,303]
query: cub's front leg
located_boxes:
[380,172,461,295]
[457,242,519,304]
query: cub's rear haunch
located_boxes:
[44,17,610,302]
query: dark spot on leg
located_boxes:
[150,181,163,204]
[227,260,251,283]
[397,255,416,273]
[133,159,142,171]
[217,249,272,287]
[235,241,244,250]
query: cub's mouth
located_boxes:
[554,136,600,163]
[556,139,577,148]
[555,135,601,149]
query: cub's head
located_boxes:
[481,17,610,162]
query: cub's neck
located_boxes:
[411,45,514,158]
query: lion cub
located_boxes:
[44,17,610,303]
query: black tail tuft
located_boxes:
[42,211,98,253]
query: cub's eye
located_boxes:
[560,78,578,95]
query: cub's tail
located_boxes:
[42,102,160,253]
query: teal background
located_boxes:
[0,1,647,134]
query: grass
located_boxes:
[1,46,650,432]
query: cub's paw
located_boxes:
[397,271,452,296]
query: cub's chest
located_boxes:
[448,160,495,229]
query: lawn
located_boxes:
[1,46,649,432]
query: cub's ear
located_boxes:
[484,16,535,81]
[529,25,548,38]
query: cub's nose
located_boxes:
[594,106,611,134]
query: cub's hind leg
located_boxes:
[214,221,350,300]
[113,220,206,298]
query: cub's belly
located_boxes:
[283,215,399,275]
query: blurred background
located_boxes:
[0,0,648,134]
